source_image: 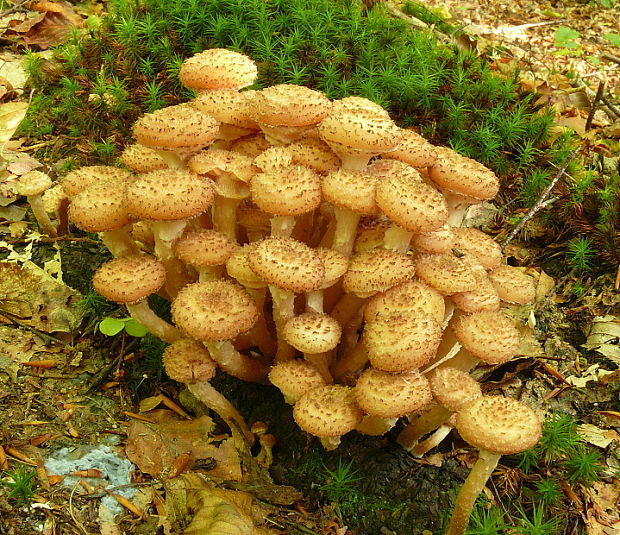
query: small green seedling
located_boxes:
[99,317,149,337]
[0,465,37,505]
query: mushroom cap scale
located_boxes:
[190,89,258,129]
[381,129,438,168]
[283,313,342,354]
[343,249,416,297]
[322,169,379,215]
[179,48,258,91]
[452,227,503,271]
[488,265,537,305]
[163,338,217,383]
[429,367,482,412]
[62,166,134,199]
[252,84,332,127]
[68,182,131,232]
[268,360,327,404]
[173,229,238,268]
[415,252,477,295]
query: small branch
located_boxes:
[0,310,72,347]
[501,148,581,250]
[585,80,605,131]
[602,52,620,65]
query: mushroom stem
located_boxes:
[100,228,140,257]
[331,206,361,256]
[270,215,296,238]
[28,194,57,237]
[306,290,324,314]
[269,285,297,362]
[412,424,453,457]
[238,286,276,357]
[446,449,501,535]
[188,381,255,445]
[329,292,366,327]
[153,149,184,169]
[126,301,183,343]
[151,220,191,297]
[331,340,369,381]
[356,415,398,436]
[443,191,477,228]
[383,225,413,253]
[212,196,242,242]
[303,352,333,384]
[397,405,453,452]
[203,340,268,383]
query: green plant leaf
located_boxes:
[554,26,580,49]
[603,32,620,47]
[99,317,126,336]
[124,318,149,337]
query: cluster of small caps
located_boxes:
[51,48,542,457]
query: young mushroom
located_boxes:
[14,171,57,237]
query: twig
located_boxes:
[501,147,581,250]
[602,52,620,65]
[384,1,452,43]
[0,311,72,347]
[585,80,605,131]
[5,236,102,246]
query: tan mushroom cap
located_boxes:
[343,249,416,297]
[375,170,448,233]
[283,313,342,354]
[125,169,214,221]
[191,89,258,129]
[69,182,131,232]
[250,165,322,216]
[364,279,445,325]
[451,259,500,313]
[410,224,455,254]
[288,138,341,174]
[120,144,168,174]
[93,253,166,304]
[62,166,134,199]
[353,218,391,253]
[364,312,443,372]
[453,310,521,365]
[15,170,52,197]
[415,252,477,295]
[488,265,536,304]
[452,227,502,271]
[322,169,379,215]
[315,247,349,288]
[163,338,217,383]
[133,104,220,151]
[429,146,499,200]
[381,129,438,168]
[253,146,294,173]
[330,96,391,117]
[252,84,332,127]
[355,368,432,418]
[366,159,425,182]
[179,48,257,90]
[173,229,238,267]
[226,242,266,288]
[249,237,325,293]
[456,396,542,454]
[230,134,272,158]
[429,367,482,412]
[268,360,327,404]
[293,385,363,438]
[171,280,258,341]
[188,149,256,184]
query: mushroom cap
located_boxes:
[120,144,168,174]
[93,253,166,304]
[456,396,542,454]
[452,227,502,271]
[453,310,521,364]
[133,104,220,151]
[488,265,536,304]
[410,224,455,255]
[375,170,448,233]
[451,259,500,313]
[173,229,238,267]
[125,169,214,221]
[190,89,258,129]
[179,48,257,90]
[62,165,134,199]
[250,164,322,216]
[69,181,132,232]
[343,248,416,297]
[288,138,341,174]
[163,338,217,383]
[364,279,445,325]
[226,242,266,288]
[429,367,482,412]
[355,368,432,418]
[330,96,391,117]
[283,312,342,353]
[414,252,477,295]
[268,360,327,404]
[253,146,294,173]
[322,169,379,215]
[293,385,363,438]
[315,247,349,288]
[188,149,256,184]
[249,237,325,293]
[230,133,272,158]
[381,129,438,168]
[171,280,258,341]
[252,84,332,127]
[15,170,52,197]
[428,146,499,200]
[364,312,442,372]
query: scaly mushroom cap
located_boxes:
[364,279,445,325]
[330,96,391,117]
[163,338,217,383]
[428,146,499,200]
[451,258,500,313]
[230,133,272,158]
[249,237,325,293]
[375,170,448,233]
[226,242,266,288]
[190,89,258,129]
[452,227,503,271]
[188,149,256,184]
[250,165,322,216]
[288,138,341,174]
[293,385,363,438]
[283,313,342,353]
[366,159,425,182]
[381,129,438,168]
[173,229,238,268]
[125,169,214,221]
[179,48,257,90]
[488,265,537,304]
[252,84,332,127]
[93,253,166,304]
[69,182,131,232]
[355,368,432,418]
[453,310,521,364]
[343,249,416,297]
[171,280,258,341]
[415,252,477,295]
[120,144,168,174]
[253,146,294,173]
[315,247,349,288]
[410,224,455,254]
[14,170,52,197]
[322,169,379,215]
[62,166,133,199]
[456,396,542,454]
[268,360,327,404]
[133,104,220,151]
[429,367,482,412]
[364,312,442,372]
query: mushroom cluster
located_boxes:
[58,48,542,531]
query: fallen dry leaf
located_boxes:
[583,316,620,365]
[0,101,28,147]
[125,409,242,480]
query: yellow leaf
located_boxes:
[0,101,28,147]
